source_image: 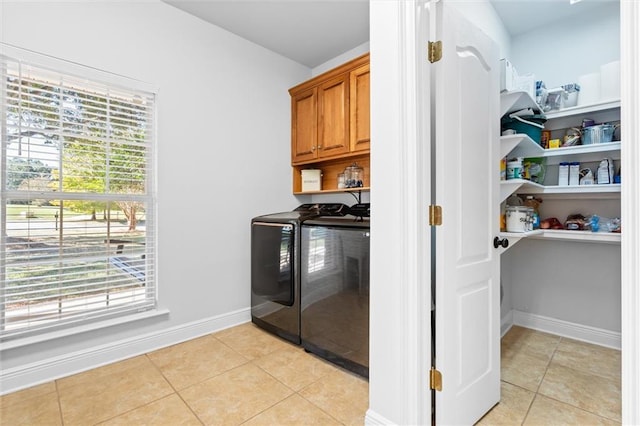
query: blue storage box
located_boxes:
[501,114,547,145]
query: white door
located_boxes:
[433,3,501,425]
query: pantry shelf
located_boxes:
[498,229,543,251]
[499,229,620,246]
[517,183,621,196]
[541,141,621,165]
[544,99,621,119]
[500,179,544,203]
[530,229,621,244]
[500,90,543,117]
[500,134,543,159]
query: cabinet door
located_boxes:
[318,75,350,158]
[291,88,318,164]
[350,63,370,152]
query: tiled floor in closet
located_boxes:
[1,324,621,425]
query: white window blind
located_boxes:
[1,48,156,341]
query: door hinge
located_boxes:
[430,367,442,391]
[429,205,442,226]
[428,41,442,63]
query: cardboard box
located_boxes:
[301,169,322,191]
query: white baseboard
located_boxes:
[365,409,394,425]
[0,308,251,395]
[511,310,621,350]
[501,310,514,337]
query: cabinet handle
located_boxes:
[318,145,323,150]
[311,146,316,151]
[493,237,509,249]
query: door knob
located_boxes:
[493,237,509,249]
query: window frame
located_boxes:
[0,44,158,342]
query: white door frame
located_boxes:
[620,1,639,423]
[367,0,431,424]
[368,0,640,424]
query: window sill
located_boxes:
[0,309,170,351]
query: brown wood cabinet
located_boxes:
[291,88,317,163]
[350,63,370,153]
[289,53,370,193]
[317,75,350,158]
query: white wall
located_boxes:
[312,42,370,76]
[449,0,512,59]
[509,3,620,89]
[503,240,621,331]
[0,0,310,392]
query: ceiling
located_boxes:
[163,0,617,68]
[163,0,369,68]
[491,0,618,36]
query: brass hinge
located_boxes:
[429,205,442,226]
[428,41,442,63]
[430,367,442,391]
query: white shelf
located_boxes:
[497,229,544,251]
[544,99,621,119]
[500,134,544,159]
[517,183,621,195]
[499,229,620,246]
[501,139,621,161]
[530,229,621,244]
[542,141,621,157]
[542,141,621,164]
[500,179,544,203]
[499,94,621,248]
[500,90,543,117]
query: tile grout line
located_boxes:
[54,379,65,426]
[143,353,207,426]
[520,334,561,424]
[249,348,350,425]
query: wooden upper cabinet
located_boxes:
[317,75,350,159]
[289,53,370,167]
[291,88,318,163]
[350,63,370,152]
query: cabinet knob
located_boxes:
[493,237,509,249]
[311,146,316,151]
[318,145,323,150]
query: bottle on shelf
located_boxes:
[569,162,580,186]
[523,196,542,230]
[558,162,569,186]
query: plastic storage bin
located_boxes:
[501,114,547,145]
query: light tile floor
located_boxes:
[478,326,621,425]
[0,323,368,426]
[0,324,621,425]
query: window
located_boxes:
[1,47,156,341]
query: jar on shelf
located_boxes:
[344,162,364,188]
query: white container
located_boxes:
[301,169,322,192]
[578,72,600,105]
[569,162,580,186]
[500,58,517,92]
[514,73,536,100]
[600,60,621,101]
[558,162,569,186]
[506,159,522,180]
[506,206,533,233]
[596,158,615,185]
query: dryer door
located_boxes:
[251,222,295,306]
